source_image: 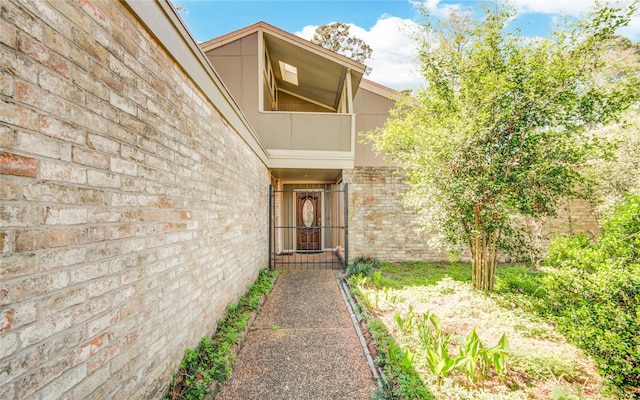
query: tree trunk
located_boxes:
[470,206,499,291]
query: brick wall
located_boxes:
[543,199,600,237]
[345,167,449,262]
[344,167,600,263]
[1,1,269,398]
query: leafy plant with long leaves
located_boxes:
[456,328,509,386]
[425,334,460,382]
[394,304,416,333]
[419,312,461,381]
[416,311,509,386]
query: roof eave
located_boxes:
[359,79,398,99]
[201,21,367,76]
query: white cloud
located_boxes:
[511,0,639,40]
[510,0,638,20]
[410,0,463,18]
[294,1,638,91]
[618,13,640,40]
[297,25,319,41]
[297,17,424,91]
[509,0,596,15]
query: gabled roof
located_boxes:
[201,21,367,110]
[360,78,398,99]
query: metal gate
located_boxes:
[269,183,348,270]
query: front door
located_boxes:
[297,192,320,251]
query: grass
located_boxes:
[348,262,610,400]
[375,261,472,288]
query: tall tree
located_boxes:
[365,2,640,290]
[311,22,373,67]
[589,35,640,213]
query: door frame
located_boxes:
[292,189,324,252]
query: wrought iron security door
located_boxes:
[269,183,348,270]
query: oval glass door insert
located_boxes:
[302,198,314,227]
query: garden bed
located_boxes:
[163,269,280,400]
[347,261,610,399]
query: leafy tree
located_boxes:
[311,22,373,68]
[590,108,640,213]
[588,35,640,213]
[365,2,640,290]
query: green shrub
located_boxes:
[543,195,640,396]
[164,269,279,400]
[368,317,433,400]
[544,264,640,392]
[545,233,605,273]
[599,194,640,266]
[346,256,380,277]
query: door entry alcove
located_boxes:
[269,183,348,270]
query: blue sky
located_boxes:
[172,0,639,90]
[174,0,417,40]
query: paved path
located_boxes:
[216,270,377,399]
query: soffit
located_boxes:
[201,22,366,110]
[264,33,362,110]
[270,168,342,182]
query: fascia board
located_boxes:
[263,28,366,74]
[360,79,398,99]
[202,21,366,75]
[268,149,355,169]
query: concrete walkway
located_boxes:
[216,270,377,399]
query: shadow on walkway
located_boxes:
[216,270,377,399]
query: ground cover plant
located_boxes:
[163,269,280,400]
[542,194,640,397]
[347,260,613,399]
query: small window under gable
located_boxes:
[278,61,298,86]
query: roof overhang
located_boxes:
[202,22,366,110]
[270,168,343,182]
[359,78,398,99]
